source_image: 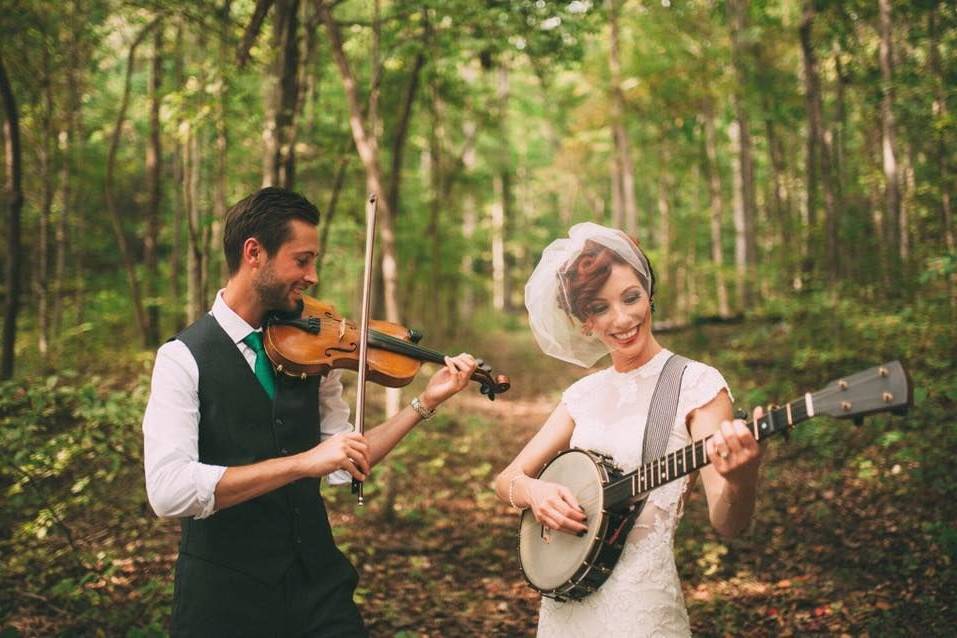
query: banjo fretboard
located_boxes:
[603,396,812,508]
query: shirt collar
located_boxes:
[211,289,258,345]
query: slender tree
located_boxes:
[703,112,731,317]
[608,0,638,236]
[727,0,757,306]
[0,50,23,379]
[105,19,160,346]
[144,24,163,345]
[316,0,402,327]
[878,0,902,278]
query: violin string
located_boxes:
[297,314,447,363]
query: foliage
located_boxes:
[0,371,172,635]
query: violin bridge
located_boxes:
[338,318,347,341]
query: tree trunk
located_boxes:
[386,52,425,226]
[763,106,793,286]
[237,0,276,68]
[144,25,163,346]
[54,92,74,337]
[728,0,756,306]
[703,114,731,317]
[1,52,23,379]
[610,164,623,229]
[491,66,511,312]
[185,123,208,322]
[728,120,748,309]
[427,82,444,324]
[276,0,300,188]
[170,22,185,331]
[799,0,819,280]
[833,50,848,214]
[36,49,55,359]
[459,121,478,323]
[929,7,955,308]
[317,0,399,324]
[262,0,301,188]
[878,0,902,278]
[56,3,89,332]
[213,1,232,288]
[105,19,159,347]
[608,0,638,236]
[656,147,673,318]
[491,175,507,312]
[315,154,349,282]
[799,2,839,283]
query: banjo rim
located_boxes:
[518,449,617,599]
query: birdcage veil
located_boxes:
[524,222,652,368]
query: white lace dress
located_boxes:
[537,349,731,638]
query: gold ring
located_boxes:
[719,450,729,459]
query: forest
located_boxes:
[1,0,955,635]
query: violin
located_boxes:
[263,295,511,400]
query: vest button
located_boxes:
[275,418,284,426]
[296,537,303,544]
[281,447,289,455]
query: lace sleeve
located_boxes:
[560,370,602,426]
[679,362,732,423]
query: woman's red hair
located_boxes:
[558,238,653,321]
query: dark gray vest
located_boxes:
[175,314,348,585]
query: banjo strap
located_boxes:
[642,353,691,463]
[628,353,690,520]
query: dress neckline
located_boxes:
[607,348,672,380]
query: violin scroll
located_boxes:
[474,358,510,401]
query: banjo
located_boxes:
[518,361,911,601]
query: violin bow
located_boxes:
[352,192,378,505]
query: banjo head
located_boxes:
[519,449,609,593]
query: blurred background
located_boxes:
[0,0,954,635]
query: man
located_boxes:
[143,187,477,636]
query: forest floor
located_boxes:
[2,319,955,636]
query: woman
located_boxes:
[495,222,762,637]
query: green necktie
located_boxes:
[242,331,276,400]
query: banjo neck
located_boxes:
[603,361,910,509]
[603,397,814,509]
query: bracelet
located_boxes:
[410,396,436,420]
[508,474,527,511]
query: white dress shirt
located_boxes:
[142,290,353,520]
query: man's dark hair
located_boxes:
[223,187,320,274]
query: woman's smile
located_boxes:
[609,324,640,343]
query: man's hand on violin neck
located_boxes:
[421,353,479,407]
[295,432,370,481]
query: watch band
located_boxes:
[410,396,436,420]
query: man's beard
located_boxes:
[253,265,297,312]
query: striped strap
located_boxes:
[641,353,690,465]
[619,353,690,526]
